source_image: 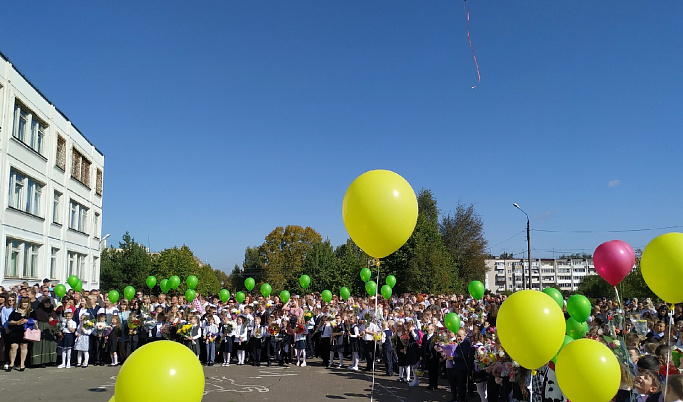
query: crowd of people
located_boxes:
[3,278,683,402]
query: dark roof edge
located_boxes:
[0,49,104,158]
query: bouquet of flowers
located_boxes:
[374,332,383,342]
[363,312,374,327]
[295,323,306,335]
[94,321,108,336]
[170,317,180,327]
[399,333,410,348]
[230,308,240,316]
[160,324,172,339]
[81,318,95,331]
[474,340,505,371]
[303,311,313,323]
[205,331,217,343]
[127,316,141,331]
[176,324,194,339]
[222,319,236,335]
[267,323,280,337]
[352,304,360,316]
[143,318,157,331]
[50,319,63,340]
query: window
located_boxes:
[8,168,44,217]
[56,135,66,170]
[53,191,62,224]
[50,247,59,279]
[12,101,46,154]
[5,238,41,278]
[69,199,88,232]
[68,251,86,278]
[71,148,91,188]
[92,256,99,283]
[96,168,103,196]
[94,212,100,237]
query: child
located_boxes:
[183,315,201,357]
[294,316,308,367]
[203,315,218,366]
[330,315,345,368]
[665,374,683,402]
[57,310,77,368]
[395,321,410,382]
[74,315,93,368]
[615,369,660,402]
[421,323,439,390]
[282,318,294,365]
[234,315,248,365]
[108,315,122,366]
[250,316,266,366]
[92,313,108,366]
[220,312,235,366]
[382,320,395,377]
[348,316,361,371]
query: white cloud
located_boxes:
[608,179,621,188]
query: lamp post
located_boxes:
[99,233,111,251]
[513,203,532,290]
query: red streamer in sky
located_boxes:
[465,3,481,89]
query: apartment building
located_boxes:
[485,257,597,293]
[0,51,104,289]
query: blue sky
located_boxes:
[2,1,682,272]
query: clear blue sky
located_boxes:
[2,1,682,272]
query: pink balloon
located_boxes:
[593,240,636,286]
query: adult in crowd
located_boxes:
[6,297,32,371]
[1,293,16,370]
[29,296,58,367]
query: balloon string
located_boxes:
[664,304,674,402]
[370,260,381,401]
[464,2,481,89]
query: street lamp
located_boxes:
[99,233,111,251]
[513,203,532,290]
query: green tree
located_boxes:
[150,245,219,296]
[301,240,337,293]
[334,239,371,296]
[214,268,230,290]
[259,225,322,291]
[577,274,613,299]
[621,249,657,301]
[100,232,152,292]
[440,202,488,286]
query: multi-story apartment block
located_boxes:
[0,51,104,289]
[485,257,598,293]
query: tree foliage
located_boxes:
[100,232,152,292]
[440,202,488,285]
[576,249,657,300]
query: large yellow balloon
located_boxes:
[342,170,418,258]
[641,232,683,303]
[555,339,620,402]
[496,290,565,369]
[115,340,204,402]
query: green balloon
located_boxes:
[219,289,230,303]
[566,317,588,340]
[108,290,120,304]
[280,290,290,304]
[245,277,255,291]
[146,276,157,289]
[123,286,135,301]
[340,287,351,301]
[260,283,272,297]
[186,275,198,290]
[74,280,83,293]
[551,335,575,364]
[567,294,591,323]
[299,275,311,289]
[235,291,246,304]
[169,275,180,290]
[365,280,377,296]
[67,275,79,289]
[360,268,372,283]
[54,284,67,298]
[468,280,485,300]
[321,290,332,303]
[444,312,461,333]
[185,288,196,302]
[159,279,170,293]
[542,287,564,309]
[381,284,392,300]
[386,275,397,289]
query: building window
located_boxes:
[96,168,103,196]
[92,256,99,283]
[69,199,88,232]
[53,191,62,224]
[94,212,100,237]
[71,148,91,188]
[56,135,66,170]
[5,238,41,278]
[8,168,43,217]
[12,101,46,154]
[51,247,59,279]
[68,251,87,278]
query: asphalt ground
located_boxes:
[0,358,465,402]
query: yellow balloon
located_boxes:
[342,170,418,258]
[108,397,115,402]
[641,232,683,303]
[496,290,565,369]
[555,339,620,402]
[115,340,204,402]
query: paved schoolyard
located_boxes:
[0,358,464,402]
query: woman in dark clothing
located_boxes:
[29,298,58,367]
[7,297,32,371]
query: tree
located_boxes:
[334,239,370,296]
[440,202,488,286]
[258,225,322,291]
[214,269,230,290]
[499,252,515,259]
[301,240,337,293]
[150,245,219,296]
[559,253,593,259]
[100,232,152,292]
[577,274,613,299]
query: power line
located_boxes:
[531,225,683,234]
